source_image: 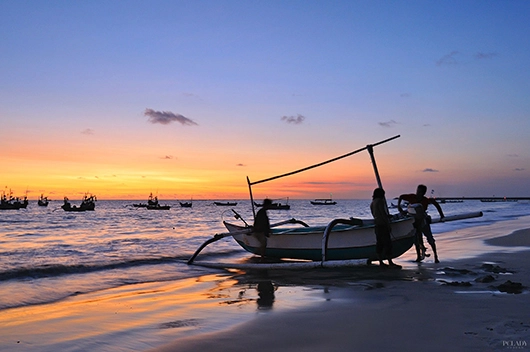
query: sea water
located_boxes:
[1,199,529,311]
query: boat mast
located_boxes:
[247,135,400,218]
[367,144,383,189]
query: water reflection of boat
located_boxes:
[62,194,96,212]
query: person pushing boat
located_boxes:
[397,184,445,263]
[252,198,272,257]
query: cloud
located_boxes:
[436,51,460,66]
[81,128,94,135]
[161,155,175,160]
[236,163,246,167]
[144,108,198,126]
[422,168,439,173]
[475,52,497,60]
[400,93,410,98]
[281,114,305,124]
[507,154,519,158]
[378,120,398,128]
[514,168,525,172]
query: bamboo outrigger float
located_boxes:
[187,135,482,268]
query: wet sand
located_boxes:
[2,216,530,351]
[154,218,530,352]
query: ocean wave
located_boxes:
[0,256,191,282]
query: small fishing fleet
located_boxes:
[0,189,28,210]
[188,135,483,269]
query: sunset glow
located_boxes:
[2,1,529,200]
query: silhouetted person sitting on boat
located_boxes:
[398,184,444,263]
[370,188,401,268]
[253,198,272,257]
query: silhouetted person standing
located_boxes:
[253,198,272,257]
[398,184,444,263]
[370,188,401,268]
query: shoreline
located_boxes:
[1,216,530,351]
[153,218,530,352]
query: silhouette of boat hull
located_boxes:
[223,217,415,261]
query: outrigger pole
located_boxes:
[247,135,400,218]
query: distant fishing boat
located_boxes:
[214,201,238,206]
[180,201,192,208]
[132,193,159,207]
[310,198,337,205]
[254,198,290,210]
[147,204,171,210]
[0,190,28,210]
[480,198,518,203]
[38,194,49,206]
[144,194,171,210]
[62,194,96,212]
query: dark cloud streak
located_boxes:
[281,114,305,124]
[145,108,198,126]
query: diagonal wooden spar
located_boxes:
[248,135,400,186]
[247,135,400,217]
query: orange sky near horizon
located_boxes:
[2,2,529,201]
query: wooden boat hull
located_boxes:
[224,217,415,261]
[147,205,171,210]
[310,201,336,205]
[214,202,237,206]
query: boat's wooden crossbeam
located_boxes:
[321,218,364,263]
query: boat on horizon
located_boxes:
[254,198,290,210]
[38,194,49,206]
[310,198,337,205]
[62,194,97,212]
[132,193,159,208]
[179,201,192,208]
[214,201,238,206]
[144,194,171,210]
[0,190,28,210]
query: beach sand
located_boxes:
[2,216,530,352]
[154,217,530,352]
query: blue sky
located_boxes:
[1,0,529,199]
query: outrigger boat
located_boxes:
[38,194,49,206]
[62,194,97,212]
[188,135,483,269]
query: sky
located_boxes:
[1,0,530,200]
